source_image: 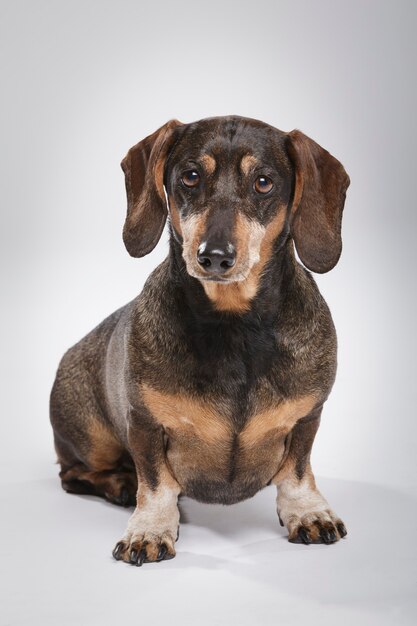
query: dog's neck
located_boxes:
[167,224,297,324]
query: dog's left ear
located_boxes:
[286,130,350,273]
[121,119,183,257]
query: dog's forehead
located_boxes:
[170,116,288,165]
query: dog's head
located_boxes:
[121,116,349,285]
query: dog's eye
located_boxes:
[181,170,200,188]
[254,176,273,194]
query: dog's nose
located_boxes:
[197,242,236,275]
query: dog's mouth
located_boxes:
[185,263,252,284]
[199,275,235,284]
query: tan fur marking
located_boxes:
[240,395,317,448]
[141,384,230,444]
[203,278,258,313]
[181,210,210,274]
[87,419,124,470]
[290,167,304,215]
[201,154,216,175]
[154,154,166,201]
[167,194,182,235]
[256,210,287,269]
[234,213,265,269]
[240,154,258,175]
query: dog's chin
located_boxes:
[199,276,235,283]
[185,266,250,284]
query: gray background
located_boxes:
[1,1,416,624]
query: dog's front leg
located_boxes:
[272,407,347,545]
[112,418,180,566]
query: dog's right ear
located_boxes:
[121,119,183,257]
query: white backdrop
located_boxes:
[1,2,416,624]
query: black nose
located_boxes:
[197,242,236,275]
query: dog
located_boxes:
[50,115,350,566]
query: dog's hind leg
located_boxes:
[50,363,137,507]
[55,427,137,507]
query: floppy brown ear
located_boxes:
[121,119,183,257]
[286,130,350,273]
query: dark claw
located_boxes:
[319,528,332,544]
[176,526,180,541]
[130,549,138,564]
[157,544,167,561]
[278,515,284,527]
[112,541,124,560]
[137,549,147,566]
[328,529,337,543]
[299,527,312,545]
[337,522,347,538]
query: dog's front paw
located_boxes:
[112,531,177,565]
[112,502,179,566]
[285,512,347,545]
[277,482,347,545]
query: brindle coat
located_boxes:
[50,116,350,566]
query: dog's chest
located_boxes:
[140,382,316,503]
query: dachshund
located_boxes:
[50,115,350,566]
